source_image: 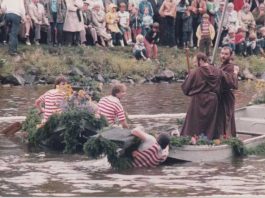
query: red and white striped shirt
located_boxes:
[98,95,126,125]
[132,134,168,168]
[201,22,210,38]
[36,89,65,123]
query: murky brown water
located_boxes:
[1,83,265,197]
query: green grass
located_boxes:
[0,45,264,82]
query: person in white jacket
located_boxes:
[1,0,25,55]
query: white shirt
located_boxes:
[118,11,129,27]
[1,0,25,18]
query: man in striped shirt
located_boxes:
[131,127,170,168]
[35,76,67,124]
[98,83,129,128]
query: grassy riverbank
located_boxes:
[0,45,265,83]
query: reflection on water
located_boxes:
[0,82,264,197]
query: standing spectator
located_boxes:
[128,0,141,10]
[141,7,153,36]
[182,8,193,48]
[139,0,154,18]
[91,3,113,47]
[133,34,147,60]
[130,7,142,42]
[29,0,51,45]
[81,0,100,46]
[106,3,124,46]
[144,22,160,59]
[206,0,217,25]
[45,0,67,47]
[1,0,25,56]
[63,0,84,46]
[159,0,176,47]
[252,3,265,30]
[22,0,32,46]
[196,13,215,56]
[98,83,129,128]
[118,2,132,44]
[238,3,256,35]
[175,0,190,48]
[190,0,207,48]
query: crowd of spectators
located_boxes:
[1,0,265,58]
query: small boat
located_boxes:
[168,104,265,162]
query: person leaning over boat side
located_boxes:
[180,52,224,140]
[217,47,239,138]
[35,76,67,124]
[98,83,129,128]
[131,127,170,168]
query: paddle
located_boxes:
[0,122,22,137]
[185,48,191,73]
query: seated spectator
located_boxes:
[235,27,246,55]
[252,3,265,30]
[141,7,153,36]
[245,32,258,55]
[182,8,192,48]
[118,3,132,45]
[106,3,124,46]
[238,3,256,35]
[81,0,100,46]
[98,83,129,128]
[257,27,265,56]
[130,7,142,42]
[131,127,170,168]
[29,0,51,45]
[223,3,239,33]
[133,34,147,60]
[91,3,113,47]
[196,13,215,56]
[222,29,236,52]
[144,22,160,59]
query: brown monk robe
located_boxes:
[180,53,223,140]
[218,62,238,138]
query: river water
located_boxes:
[1,83,265,197]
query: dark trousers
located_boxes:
[163,16,175,47]
[199,37,211,56]
[134,49,147,60]
[51,12,64,45]
[183,31,192,46]
[65,31,80,46]
[192,15,201,47]
[175,12,184,47]
[111,32,122,45]
[5,13,21,53]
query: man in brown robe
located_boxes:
[218,47,239,138]
[181,52,224,140]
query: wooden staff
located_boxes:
[185,48,191,73]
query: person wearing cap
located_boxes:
[131,127,170,168]
[44,0,66,47]
[81,0,100,46]
[106,3,124,46]
[91,3,113,47]
[144,22,160,59]
[196,13,215,56]
[1,0,25,56]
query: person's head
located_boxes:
[219,2,225,11]
[136,34,144,43]
[260,26,265,36]
[202,13,209,22]
[156,133,170,149]
[227,2,234,12]
[249,32,257,41]
[111,83,127,99]
[32,0,39,4]
[242,3,250,13]
[54,75,67,88]
[196,52,208,67]
[228,29,235,37]
[132,7,139,14]
[144,7,149,15]
[93,3,101,12]
[83,1,90,11]
[259,3,265,11]
[151,22,159,32]
[119,2,126,12]
[220,47,233,64]
[109,3,117,12]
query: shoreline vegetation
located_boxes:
[0,45,265,86]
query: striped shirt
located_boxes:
[132,134,168,168]
[36,89,65,123]
[201,22,210,38]
[98,95,126,125]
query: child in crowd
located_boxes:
[141,7,153,36]
[257,27,265,56]
[235,27,246,55]
[196,13,215,56]
[106,3,124,46]
[245,33,258,56]
[144,22,160,59]
[222,29,236,52]
[118,3,133,45]
[130,7,142,42]
[182,8,192,48]
[133,34,147,60]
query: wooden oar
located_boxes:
[185,48,191,73]
[0,122,22,137]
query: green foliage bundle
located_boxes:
[84,136,141,170]
[247,142,265,155]
[222,138,247,156]
[170,136,191,147]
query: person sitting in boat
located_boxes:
[35,76,67,124]
[131,126,170,168]
[98,83,129,128]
